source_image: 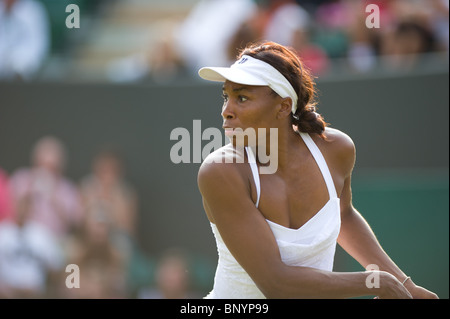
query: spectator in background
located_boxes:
[382,19,436,69]
[64,205,126,298]
[173,0,258,71]
[262,0,310,49]
[253,0,330,75]
[138,248,198,299]
[227,0,329,75]
[379,0,438,70]
[79,148,138,260]
[9,136,83,239]
[0,0,50,80]
[108,0,258,83]
[292,27,330,75]
[430,0,449,52]
[346,1,381,73]
[0,187,64,298]
[313,0,352,60]
[0,168,13,222]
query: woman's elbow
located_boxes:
[257,269,303,299]
[259,278,285,299]
[257,265,324,299]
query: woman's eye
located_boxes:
[238,96,248,103]
[222,94,229,102]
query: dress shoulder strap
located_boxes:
[298,132,338,199]
[245,146,260,208]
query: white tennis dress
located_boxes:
[205,132,341,299]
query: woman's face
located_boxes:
[221,80,283,146]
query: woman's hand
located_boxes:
[377,272,413,299]
[403,278,439,299]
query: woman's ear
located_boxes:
[277,97,293,119]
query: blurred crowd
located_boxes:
[0,0,448,82]
[107,0,450,82]
[142,0,449,80]
[0,136,203,298]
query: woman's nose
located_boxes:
[221,101,235,120]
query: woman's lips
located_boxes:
[224,127,235,136]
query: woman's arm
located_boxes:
[198,157,411,299]
[337,139,438,299]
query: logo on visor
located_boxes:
[238,57,248,64]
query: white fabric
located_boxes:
[300,132,337,199]
[205,132,341,299]
[0,0,50,80]
[199,55,299,114]
[175,0,257,70]
[245,146,260,208]
[264,3,310,48]
[0,220,63,292]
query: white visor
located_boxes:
[198,55,298,114]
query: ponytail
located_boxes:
[292,106,327,138]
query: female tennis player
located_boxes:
[197,42,438,299]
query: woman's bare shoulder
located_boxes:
[323,127,355,152]
[315,127,356,175]
[198,144,248,192]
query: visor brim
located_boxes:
[198,67,268,86]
